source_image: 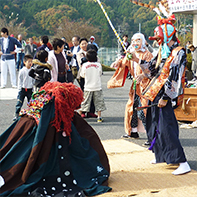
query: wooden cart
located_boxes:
[174,88,197,122]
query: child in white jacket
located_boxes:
[79,49,106,122]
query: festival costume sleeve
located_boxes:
[71,113,111,195]
[107,58,129,89]
[139,47,184,102]
[136,51,153,107]
[72,112,110,174]
[124,50,153,135]
[138,56,158,79]
[0,100,55,195]
[162,48,186,101]
[108,50,153,135]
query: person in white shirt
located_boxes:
[79,49,106,122]
[13,55,34,121]
[0,27,22,88]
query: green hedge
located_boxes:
[102,64,116,71]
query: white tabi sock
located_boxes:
[0,175,5,188]
[172,161,191,175]
[150,159,157,164]
[131,127,138,133]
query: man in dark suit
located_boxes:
[24,37,37,57]
[120,34,130,57]
[66,36,81,81]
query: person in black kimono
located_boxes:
[130,22,191,175]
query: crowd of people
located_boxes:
[0,27,109,196]
[0,14,194,196]
[0,28,102,122]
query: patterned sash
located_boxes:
[142,47,183,101]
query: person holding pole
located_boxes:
[130,20,191,175]
[108,33,153,138]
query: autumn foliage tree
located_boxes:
[54,18,100,43]
[0,11,28,37]
[34,5,80,34]
[0,0,193,47]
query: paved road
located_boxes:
[0,71,197,171]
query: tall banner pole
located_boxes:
[95,0,127,51]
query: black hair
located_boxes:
[73,35,80,41]
[24,54,33,62]
[86,49,97,62]
[123,34,128,38]
[36,50,48,63]
[52,38,65,50]
[1,27,9,35]
[87,44,98,53]
[41,35,49,44]
[79,37,88,44]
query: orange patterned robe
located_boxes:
[108,50,153,135]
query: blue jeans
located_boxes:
[15,88,33,115]
[16,53,25,69]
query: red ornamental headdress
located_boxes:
[130,0,180,44]
[40,82,83,139]
[157,14,176,25]
[130,0,180,68]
